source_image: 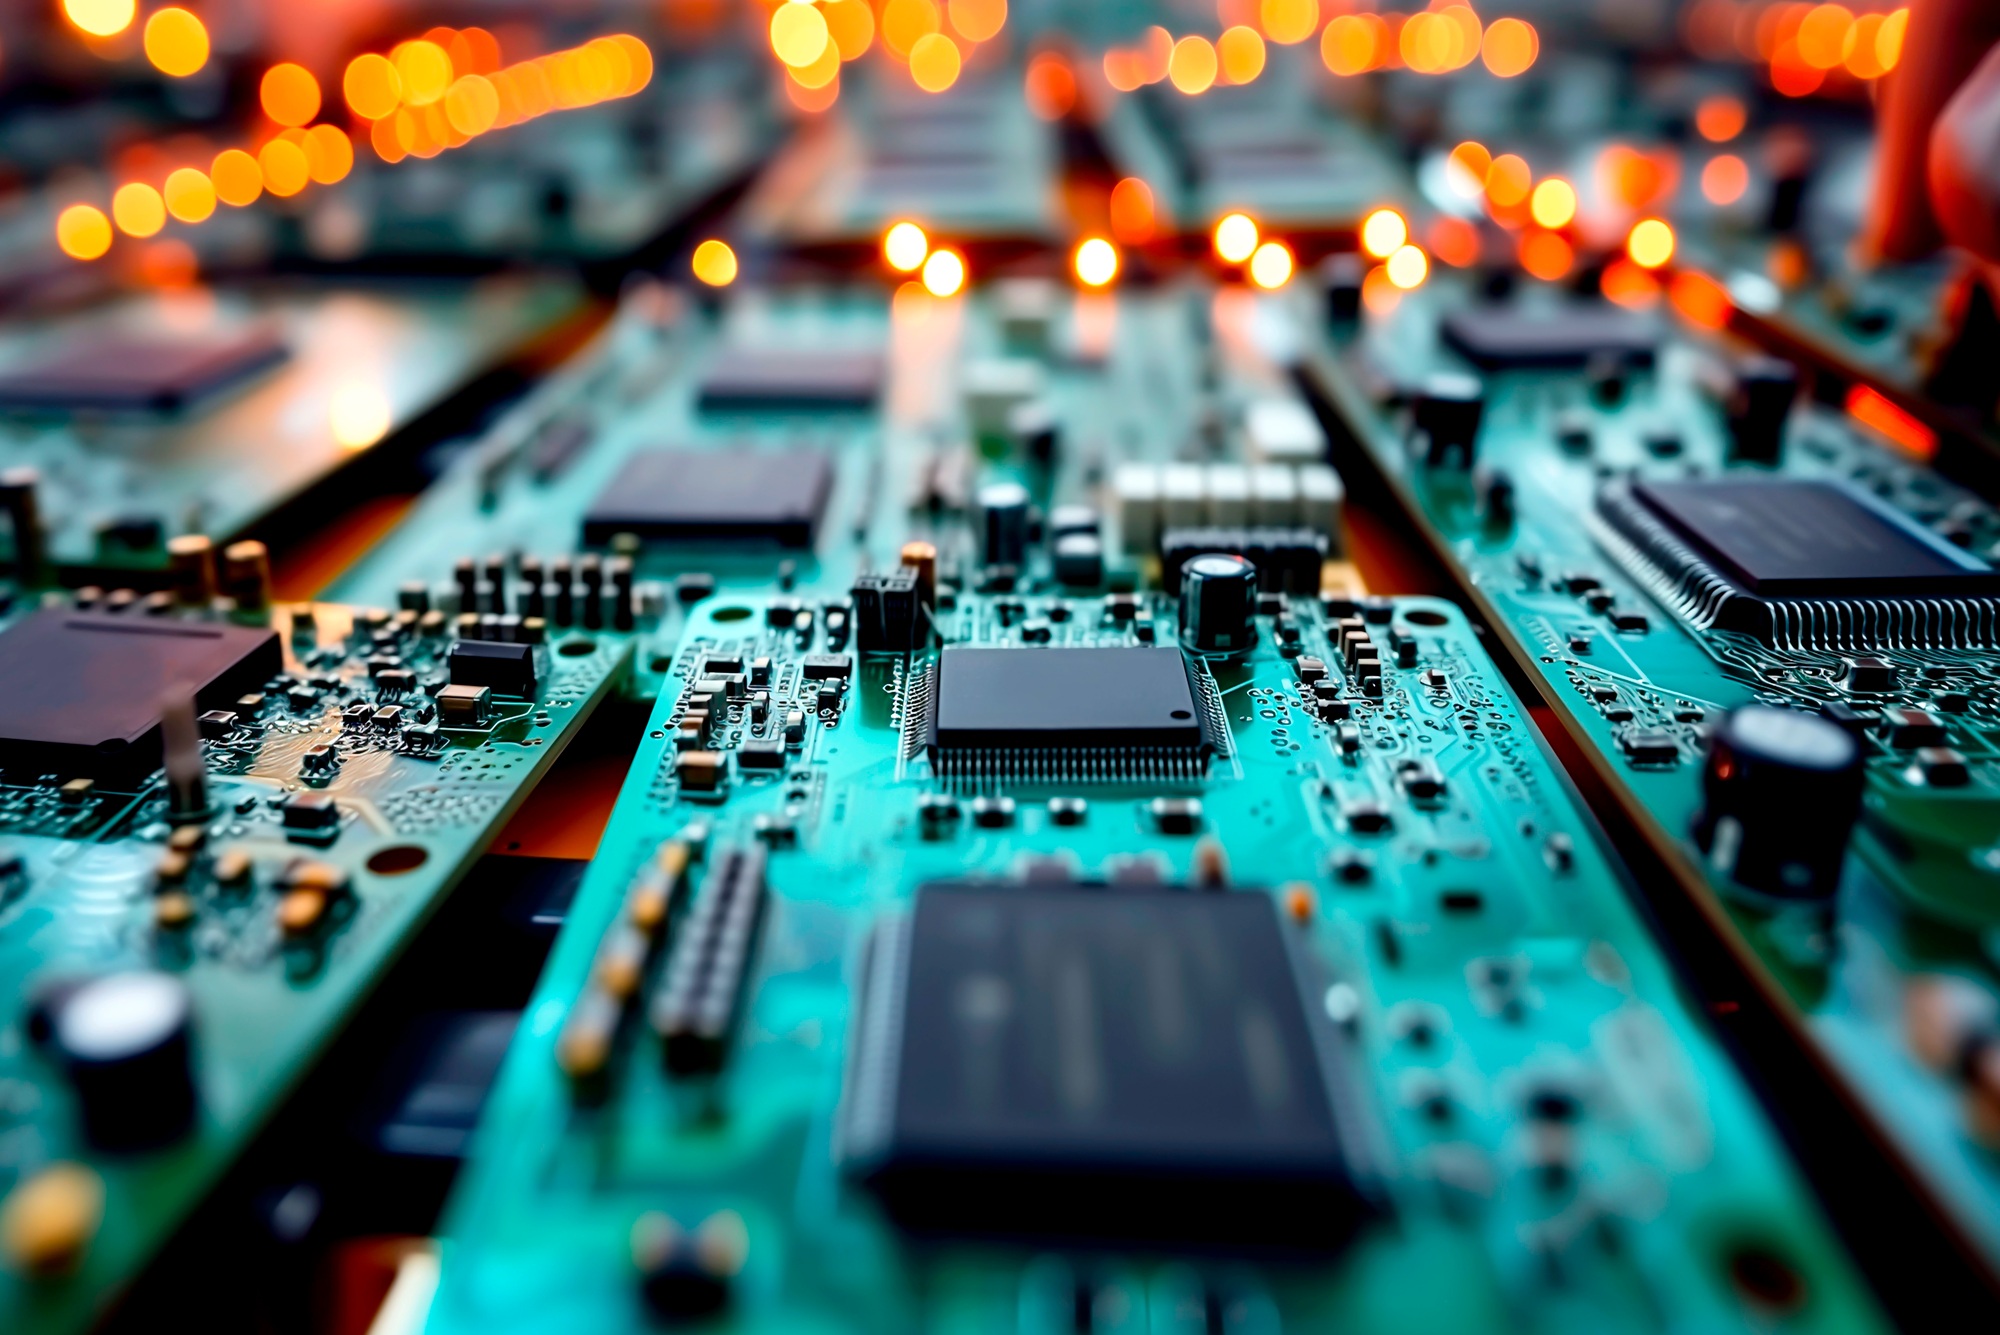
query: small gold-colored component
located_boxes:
[1193,836,1229,888]
[900,539,937,606]
[283,860,348,895]
[166,825,205,853]
[221,540,272,611]
[212,849,252,886]
[557,992,618,1081]
[627,878,671,934]
[154,850,192,884]
[1282,881,1317,926]
[166,533,217,605]
[277,888,327,936]
[594,930,647,1000]
[155,892,196,929]
[1,1162,104,1276]
[58,778,94,805]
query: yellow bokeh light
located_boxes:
[1446,141,1491,197]
[258,138,310,197]
[1321,14,1383,75]
[790,37,842,90]
[445,74,500,136]
[1385,243,1428,289]
[1218,26,1266,83]
[304,124,354,185]
[63,0,134,39]
[1074,236,1118,287]
[882,0,942,58]
[112,182,166,238]
[1440,5,1483,69]
[162,167,215,223]
[1877,7,1908,71]
[692,239,739,287]
[345,54,403,120]
[771,3,831,68]
[393,40,453,107]
[885,221,929,271]
[909,32,961,92]
[1627,218,1675,269]
[1485,153,1531,208]
[56,205,113,261]
[826,0,876,59]
[1261,0,1318,45]
[609,34,653,95]
[1169,36,1218,94]
[1248,240,1293,289]
[1401,13,1457,74]
[1480,17,1538,76]
[1796,4,1853,70]
[1360,208,1407,259]
[143,8,208,78]
[329,383,392,450]
[947,0,1007,43]
[1214,212,1258,263]
[261,63,321,127]
[922,247,965,297]
[211,149,262,206]
[1529,177,1577,229]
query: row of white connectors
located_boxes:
[1112,460,1345,554]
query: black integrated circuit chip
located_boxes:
[1593,477,2000,648]
[841,882,1381,1248]
[0,609,281,780]
[1440,305,1658,369]
[0,326,288,413]
[581,450,833,547]
[924,645,1221,782]
[695,350,885,411]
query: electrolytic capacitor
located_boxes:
[1413,373,1485,469]
[1726,356,1800,465]
[978,481,1031,568]
[1179,552,1258,653]
[46,972,197,1150]
[1692,705,1863,901]
[0,467,46,585]
[222,541,272,611]
[167,535,216,606]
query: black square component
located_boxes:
[0,327,287,413]
[582,450,833,548]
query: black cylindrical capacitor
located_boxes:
[1179,553,1258,653]
[579,555,604,630]
[608,555,635,630]
[978,482,1031,568]
[0,467,46,585]
[51,973,197,1149]
[1727,356,1800,464]
[1692,706,1863,901]
[1322,253,1365,325]
[1414,373,1485,468]
[453,558,479,613]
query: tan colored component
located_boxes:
[1282,881,1317,925]
[1904,975,1996,1073]
[277,888,327,936]
[154,850,192,884]
[284,860,349,895]
[1193,836,1229,887]
[221,540,272,611]
[167,534,217,606]
[166,825,205,853]
[595,930,647,1000]
[899,539,938,606]
[212,849,253,885]
[557,992,618,1081]
[155,892,196,929]
[1,1162,104,1276]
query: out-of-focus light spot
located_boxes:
[112,182,166,237]
[1169,36,1218,94]
[137,238,197,288]
[825,0,876,59]
[1137,26,1173,83]
[162,167,214,223]
[1529,177,1577,230]
[258,138,310,197]
[1074,236,1118,287]
[787,70,841,112]
[304,124,354,184]
[1627,218,1675,269]
[1702,154,1749,204]
[882,0,941,58]
[885,221,929,271]
[1214,212,1258,263]
[371,114,408,163]
[449,27,501,76]
[1770,39,1824,96]
[1429,216,1480,268]
[261,63,322,127]
[1321,14,1384,75]
[1877,7,1908,72]
[1480,17,1538,76]
[909,32,961,91]
[1601,257,1662,309]
[56,205,113,260]
[1262,0,1318,45]
[393,40,453,106]
[1025,52,1076,119]
[1668,270,1731,328]
[1695,94,1746,142]
[144,8,207,77]
[1219,26,1266,83]
[1846,383,1936,458]
[789,38,842,89]
[1401,13,1456,73]
[211,149,262,206]
[330,383,391,450]
[445,74,499,135]
[1518,228,1572,281]
[1446,141,1491,197]
[1796,4,1852,69]
[691,239,738,286]
[1599,144,1677,209]
[1841,12,1887,77]
[1360,208,1407,259]
[64,0,134,39]
[922,247,965,297]
[771,3,831,67]
[1768,236,1810,288]
[947,0,1007,43]
[1442,5,1484,68]
[1248,240,1293,289]
[1386,244,1428,289]
[1484,154,1531,208]
[1362,265,1403,314]
[610,35,654,94]
[1109,177,1156,243]
[345,54,402,120]
[1104,49,1144,93]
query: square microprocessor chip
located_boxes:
[925,646,1217,782]
[1440,304,1658,369]
[581,450,833,548]
[841,882,1380,1248]
[0,609,281,781]
[0,326,287,413]
[695,350,885,411]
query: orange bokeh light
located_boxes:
[1518,229,1573,281]
[1702,154,1749,205]
[1169,36,1219,94]
[260,62,322,127]
[1025,52,1077,119]
[1481,16,1538,76]
[1219,26,1266,83]
[1109,177,1157,244]
[1485,154,1531,208]
[1695,94,1746,142]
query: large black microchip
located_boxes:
[1440,304,1657,369]
[841,883,1380,1248]
[925,646,1218,782]
[696,351,885,411]
[0,327,287,413]
[581,450,833,547]
[1593,477,2000,648]
[0,609,281,780]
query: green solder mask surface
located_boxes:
[1302,273,2000,1267]
[428,593,1882,1335]
[0,601,632,1334]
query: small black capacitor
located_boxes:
[47,972,197,1149]
[978,481,1031,568]
[1726,356,1799,464]
[1413,373,1484,468]
[1179,553,1258,654]
[1692,706,1863,901]
[1321,253,1365,325]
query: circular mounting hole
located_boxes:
[558,639,597,657]
[1404,609,1448,627]
[711,605,753,623]
[1170,709,1193,719]
[1726,1246,1804,1313]
[366,845,429,876]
